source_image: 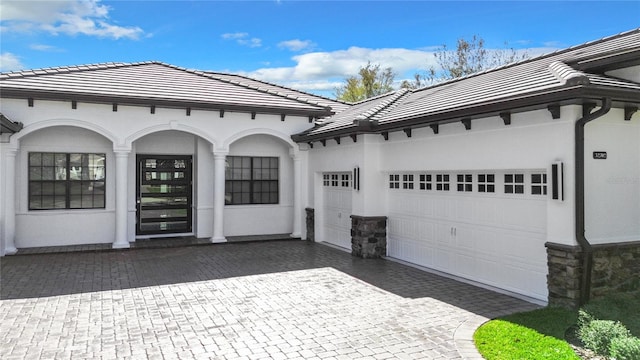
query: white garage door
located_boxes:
[322,173,352,250]
[387,171,549,301]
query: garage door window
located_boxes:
[478,174,495,193]
[531,173,547,195]
[504,174,525,194]
[436,174,450,191]
[389,174,400,189]
[457,174,473,192]
[402,174,414,189]
[419,174,432,190]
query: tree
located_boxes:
[335,62,395,102]
[401,35,529,89]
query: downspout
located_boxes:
[575,97,612,305]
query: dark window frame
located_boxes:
[225,156,279,205]
[28,152,106,210]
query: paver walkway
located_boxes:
[0,240,540,359]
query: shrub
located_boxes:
[610,336,640,360]
[579,319,630,355]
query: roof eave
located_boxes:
[293,85,640,143]
[0,113,23,134]
[0,88,334,118]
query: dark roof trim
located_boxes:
[0,113,23,134]
[293,86,640,143]
[572,49,640,73]
[0,88,334,118]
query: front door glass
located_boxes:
[137,155,192,235]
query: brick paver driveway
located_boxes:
[0,240,539,359]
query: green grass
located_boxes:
[474,292,640,360]
[474,307,579,360]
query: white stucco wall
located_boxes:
[15,126,115,247]
[0,98,311,249]
[584,107,640,244]
[606,65,640,83]
[307,106,579,247]
[225,134,295,236]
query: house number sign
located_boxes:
[593,151,607,159]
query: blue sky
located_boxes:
[1,1,639,97]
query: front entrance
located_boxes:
[136,155,193,235]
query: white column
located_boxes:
[3,146,18,255]
[290,151,302,238]
[113,150,130,249]
[211,151,228,243]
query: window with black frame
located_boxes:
[28,152,106,210]
[225,156,279,205]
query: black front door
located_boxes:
[136,155,192,235]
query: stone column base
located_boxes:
[305,208,315,242]
[351,215,387,259]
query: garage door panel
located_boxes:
[387,170,549,301]
[322,173,352,251]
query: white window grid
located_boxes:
[419,174,432,190]
[402,174,414,189]
[478,174,495,193]
[389,174,400,189]
[531,173,547,195]
[457,174,473,192]
[436,174,450,191]
[386,170,548,197]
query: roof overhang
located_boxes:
[572,48,640,73]
[293,85,640,143]
[0,88,334,118]
[0,113,23,134]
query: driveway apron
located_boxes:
[0,240,539,359]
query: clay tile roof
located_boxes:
[0,61,338,117]
[295,28,640,141]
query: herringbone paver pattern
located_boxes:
[0,240,539,359]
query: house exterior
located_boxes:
[1,29,639,306]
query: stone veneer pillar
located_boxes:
[546,241,640,308]
[591,241,640,297]
[350,215,387,258]
[305,208,314,242]
[546,243,584,308]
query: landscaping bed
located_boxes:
[474,292,639,360]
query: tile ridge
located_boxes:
[548,61,590,86]
[412,27,640,95]
[206,71,351,107]
[355,89,411,121]
[0,61,161,79]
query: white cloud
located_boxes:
[221,32,262,48]
[238,47,436,93]
[278,39,316,52]
[30,44,64,52]
[0,0,144,40]
[221,32,248,40]
[0,52,25,72]
[237,44,560,96]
